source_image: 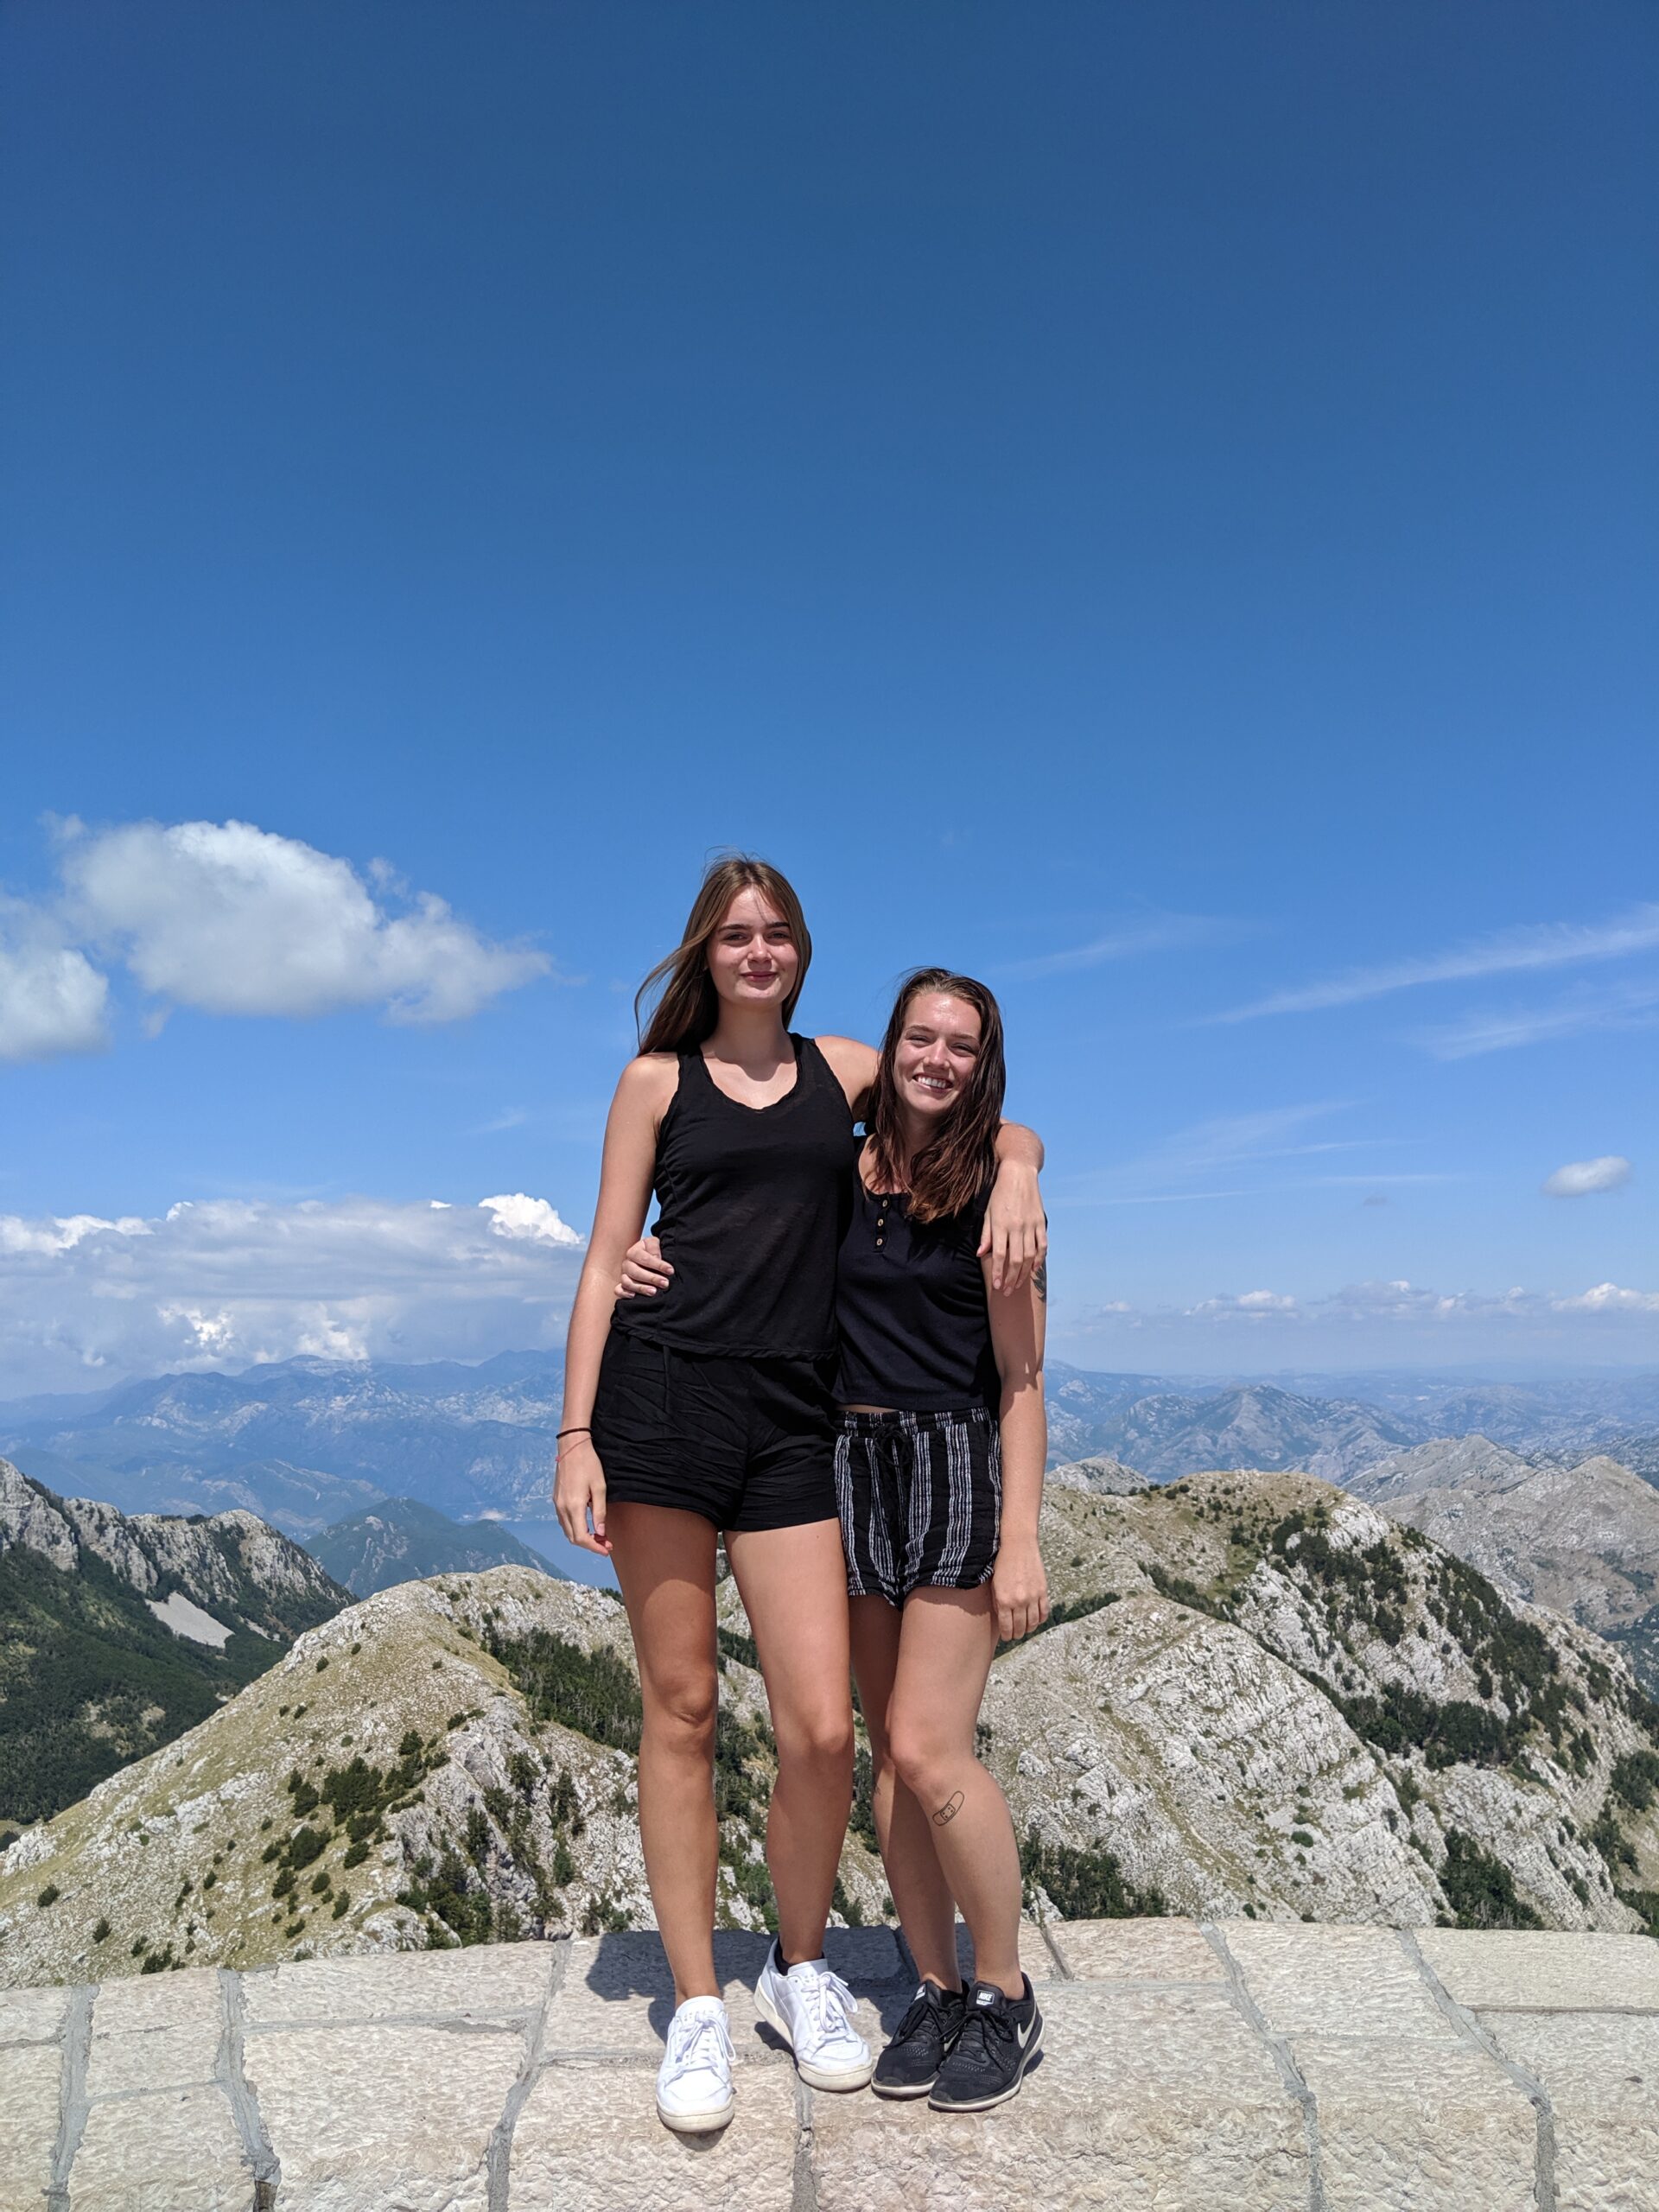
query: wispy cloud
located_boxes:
[1212,901,1659,1024]
[1415,979,1659,1059]
[475,1107,531,1134]
[1056,1102,1389,1206]
[994,911,1243,982]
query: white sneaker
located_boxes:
[656,1996,736,2134]
[754,1941,874,2091]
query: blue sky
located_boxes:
[1,0,1656,1392]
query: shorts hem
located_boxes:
[847,1560,997,1608]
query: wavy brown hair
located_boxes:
[635,857,812,1056]
[863,968,1006,1224]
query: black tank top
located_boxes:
[612,1034,856,1361]
[835,1168,1001,1412]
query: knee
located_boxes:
[887,1722,953,1807]
[645,1674,717,1758]
[777,1705,855,1777]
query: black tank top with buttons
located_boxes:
[835,1160,1001,1412]
[611,1033,857,1362]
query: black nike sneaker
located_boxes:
[872,1980,966,2099]
[927,1975,1043,2112]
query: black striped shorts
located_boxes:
[834,1407,1001,1609]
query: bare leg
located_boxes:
[887,1586,1023,1998]
[608,1503,721,2005]
[849,1595,960,1988]
[726,1519,855,1966]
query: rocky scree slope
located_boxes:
[1349,1436,1659,1693]
[992,1469,1659,1938]
[0,1460,345,1827]
[0,1564,890,1990]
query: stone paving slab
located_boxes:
[0,2043,61,2209]
[243,2016,527,2212]
[90,1964,223,2035]
[1483,2012,1659,2212]
[511,2056,799,2210]
[948,1917,1062,1987]
[1419,1928,1659,2014]
[546,1926,901,2060]
[809,1985,1307,2212]
[85,2018,221,2098]
[1224,1921,1458,2040]
[243,1937,556,2025]
[67,2082,254,2212]
[1046,1914,1226,1983]
[0,1982,71,2044]
[1294,2035,1537,2212]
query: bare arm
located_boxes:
[984,1252,1048,1642]
[555,1055,676,1554]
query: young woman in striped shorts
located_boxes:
[626,964,1050,2113]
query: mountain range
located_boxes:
[0,1460,345,1827]
[1350,1437,1659,1694]
[308,1498,564,1597]
[9,1457,1659,1991]
[5,1353,1656,1535]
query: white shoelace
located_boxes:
[792,1965,859,2050]
[665,2005,734,2080]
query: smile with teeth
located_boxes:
[914,1072,951,1092]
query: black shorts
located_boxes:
[835,1406,1002,1609]
[590,1329,838,1534]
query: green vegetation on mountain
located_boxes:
[0,1542,333,1825]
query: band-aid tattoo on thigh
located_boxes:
[933,1791,963,1827]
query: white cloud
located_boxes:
[1554,1282,1659,1314]
[478,1194,582,1246]
[60,817,549,1025]
[0,1193,587,1395]
[994,912,1242,982]
[1063,1275,1659,1345]
[1185,1289,1300,1319]
[0,899,111,1063]
[1215,901,1659,1023]
[1543,1156,1633,1198]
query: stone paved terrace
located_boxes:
[3,1917,1659,2210]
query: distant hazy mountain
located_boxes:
[1087,1383,1418,1484]
[308,1498,566,1597]
[0,1351,569,1533]
[0,1460,345,1826]
[4,1352,1655,1529]
[1351,1437,1659,1693]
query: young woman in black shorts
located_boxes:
[554,860,1044,2134]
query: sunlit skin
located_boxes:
[554,891,1046,2009]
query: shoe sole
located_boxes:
[657,2096,735,2136]
[753,1977,876,2092]
[871,2075,938,2101]
[927,2018,1044,2113]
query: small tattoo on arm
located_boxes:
[1033,1259,1048,1304]
[932,1791,963,1827]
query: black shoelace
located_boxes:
[952,2000,1017,2074]
[892,1988,947,2048]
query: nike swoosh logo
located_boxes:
[1015,2018,1034,2050]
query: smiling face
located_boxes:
[893,989,983,1125]
[705,886,802,1012]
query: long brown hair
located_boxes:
[635,857,812,1055]
[864,968,1006,1224]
